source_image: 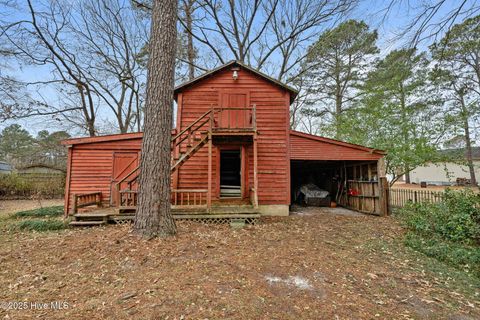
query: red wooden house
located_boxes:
[63,61,387,223]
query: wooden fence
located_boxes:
[389,188,444,208]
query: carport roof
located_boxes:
[289,130,385,161]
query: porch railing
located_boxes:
[71,192,102,214]
[118,189,208,209]
[119,190,138,208]
[213,105,256,130]
[171,189,208,207]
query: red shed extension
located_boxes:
[63,61,388,218]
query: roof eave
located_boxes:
[290,130,386,155]
[174,60,298,103]
[62,132,144,146]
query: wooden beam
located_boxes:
[64,146,73,217]
[377,156,386,178]
[253,133,259,208]
[207,110,213,211]
[379,177,389,216]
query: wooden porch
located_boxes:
[69,204,260,227]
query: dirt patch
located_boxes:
[0,199,64,218]
[0,212,478,319]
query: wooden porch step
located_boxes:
[174,213,260,219]
[74,213,109,222]
[74,213,109,218]
[117,206,137,210]
[69,220,107,227]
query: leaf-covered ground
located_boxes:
[0,206,478,319]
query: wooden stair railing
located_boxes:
[115,105,258,210]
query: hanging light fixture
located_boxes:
[232,67,239,80]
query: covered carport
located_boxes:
[289,131,389,216]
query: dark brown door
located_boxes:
[111,152,139,206]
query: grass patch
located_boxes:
[404,232,480,277]
[367,234,480,300]
[14,206,64,218]
[16,219,67,232]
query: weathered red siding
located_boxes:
[289,131,383,161]
[65,138,142,212]
[175,67,290,204]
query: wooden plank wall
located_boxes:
[336,162,383,215]
[66,138,142,212]
[346,180,380,215]
[176,67,290,205]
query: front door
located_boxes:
[219,149,242,198]
[111,152,139,206]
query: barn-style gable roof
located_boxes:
[174,60,298,103]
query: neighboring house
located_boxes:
[0,161,12,174]
[62,61,388,219]
[409,147,480,185]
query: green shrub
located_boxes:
[0,173,64,199]
[14,206,64,218]
[16,219,67,232]
[398,189,480,276]
[398,189,480,245]
[405,233,480,276]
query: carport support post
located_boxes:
[207,110,213,212]
[377,157,389,216]
[253,133,259,208]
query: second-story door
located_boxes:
[220,92,249,129]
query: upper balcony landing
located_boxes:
[211,105,257,137]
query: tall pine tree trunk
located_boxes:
[134,0,177,238]
[399,85,411,184]
[184,0,195,80]
[460,94,477,187]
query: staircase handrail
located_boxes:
[172,109,212,146]
[116,165,140,188]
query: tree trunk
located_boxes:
[184,0,195,80]
[134,0,177,238]
[334,70,342,139]
[399,84,410,184]
[464,124,477,187]
[404,170,411,184]
[460,95,477,187]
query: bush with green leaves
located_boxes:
[399,189,480,245]
[0,173,64,199]
[398,189,480,276]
